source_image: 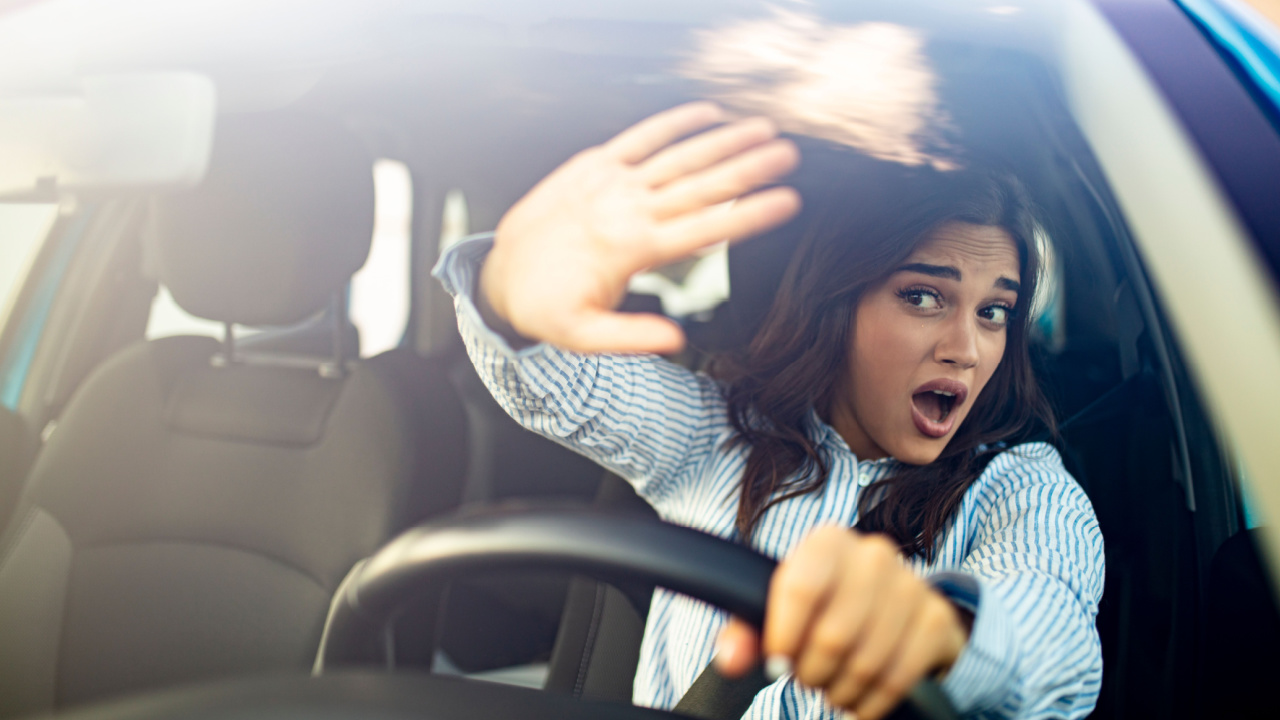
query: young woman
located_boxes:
[434,103,1103,720]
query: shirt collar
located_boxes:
[806,407,898,469]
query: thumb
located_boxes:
[714,617,761,678]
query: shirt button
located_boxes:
[858,470,872,486]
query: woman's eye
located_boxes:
[980,304,1012,326]
[899,288,941,309]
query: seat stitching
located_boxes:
[573,581,609,698]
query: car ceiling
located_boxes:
[0,1,1066,97]
[0,0,1125,354]
[0,0,1087,189]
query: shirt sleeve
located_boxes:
[930,443,1105,719]
[431,233,729,510]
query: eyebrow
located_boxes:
[896,262,1021,293]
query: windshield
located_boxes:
[0,2,1278,719]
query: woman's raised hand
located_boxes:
[715,527,970,720]
[480,102,801,354]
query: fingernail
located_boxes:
[843,713,859,720]
[764,654,792,681]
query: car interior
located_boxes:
[0,2,1275,719]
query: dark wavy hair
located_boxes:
[710,168,1055,561]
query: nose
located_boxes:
[935,314,980,369]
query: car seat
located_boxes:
[0,111,467,715]
[545,471,657,701]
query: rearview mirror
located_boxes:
[0,72,216,198]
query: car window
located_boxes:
[145,283,240,341]
[0,202,61,410]
[630,241,730,320]
[1237,456,1268,529]
[437,188,470,256]
[0,203,58,336]
[1030,227,1065,354]
[350,159,412,357]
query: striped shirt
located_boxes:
[434,234,1104,719]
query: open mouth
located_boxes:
[909,380,968,438]
[912,389,957,423]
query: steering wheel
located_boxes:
[55,510,957,720]
[316,509,957,720]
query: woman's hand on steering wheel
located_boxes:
[715,526,970,720]
[480,101,801,355]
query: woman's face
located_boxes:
[830,221,1021,465]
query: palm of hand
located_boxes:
[482,102,801,355]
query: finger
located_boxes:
[793,565,878,689]
[833,576,924,709]
[554,310,686,355]
[641,116,780,188]
[605,102,725,165]
[714,617,761,679]
[762,527,846,666]
[651,186,801,261]
[650,139,800,220]
[850,604,953,720]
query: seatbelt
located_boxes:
[672,663,769,720]
[672,662,956,720]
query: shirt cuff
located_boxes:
[928,571,1018,715]
[431,232,551,361]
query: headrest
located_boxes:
[155,111,374,327]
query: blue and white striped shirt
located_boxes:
[435,235,1104,719]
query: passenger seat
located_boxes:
[0,111,467,715]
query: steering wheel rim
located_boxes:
[315,508,957,720]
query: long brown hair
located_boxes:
[710,168,1055,561]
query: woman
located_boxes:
[434,104,1103,720]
